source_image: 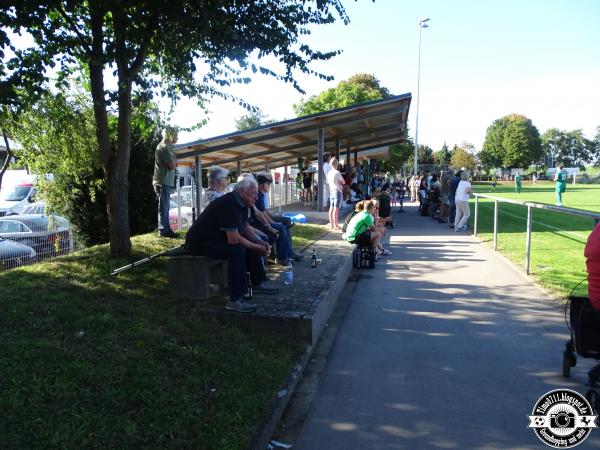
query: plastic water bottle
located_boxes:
[284,259,293,285]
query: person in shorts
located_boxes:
[326,157,345,230]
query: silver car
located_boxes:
[0,237,36,270]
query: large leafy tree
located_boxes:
[541,127,594,169]
[450,146,476,171]
[1,1,348,256]
[293,72,389,116]
[593,125,600,166]
[433,141,450,166]
[406,144,434,171]
[234,108,275,131]
[9,82,161,246]
[481,114,542,169]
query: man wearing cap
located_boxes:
[255,173,304,261]
[255,174,292,264]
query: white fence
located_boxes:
[472,193,600,274]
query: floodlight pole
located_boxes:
[414,17,430,176]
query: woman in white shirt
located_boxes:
[454,171,472,232]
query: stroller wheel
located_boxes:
[585,389,600,414]
[562,350,576,378]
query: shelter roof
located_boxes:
[174,93,411,171]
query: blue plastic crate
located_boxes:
[282,212,308,223]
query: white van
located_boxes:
[0,182,37,216]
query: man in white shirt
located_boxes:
[326,157,345,230]
[321,154,332,208]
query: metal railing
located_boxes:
[472,193,600,274]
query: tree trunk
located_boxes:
[88,5,131,256]
[107,78,133,256]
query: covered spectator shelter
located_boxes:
[173,93,411,212]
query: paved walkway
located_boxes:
[292,202,600,450]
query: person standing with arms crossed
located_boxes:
[153,126,178,238]
[554,163,567,206]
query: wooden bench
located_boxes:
[167,254,228,300]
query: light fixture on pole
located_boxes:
[413,17,430,176]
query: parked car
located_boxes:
[16,201,46,215]
[0,183,36,216]
[0,214,73,260]
[0,237,36,270]
[169,200,194,231]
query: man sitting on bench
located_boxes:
[185,176,278,313]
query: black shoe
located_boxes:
[159,230,178,238]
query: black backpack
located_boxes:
[342,210,358,233]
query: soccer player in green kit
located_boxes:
[554,163,567,206]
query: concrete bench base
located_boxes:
[167,255,228,300]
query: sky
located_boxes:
[172,0,600,153]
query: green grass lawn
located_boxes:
[0,224,325,449]
[469,182,600,298]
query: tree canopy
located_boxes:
[450,147,476,172]
[1,1,349,255]
[541,128,594,169]
[234,108,275,131]
[293,73,390,116]
[480,114,542,169]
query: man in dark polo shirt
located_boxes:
[185,176,277,313]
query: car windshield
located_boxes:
[0,185,31,202]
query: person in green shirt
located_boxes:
[152,126,178,237]
[343,200,381,251]
[554,163,567,206]
[514,173,522,193]
[489,174,497,192]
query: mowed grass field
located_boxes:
[468,181,600,298]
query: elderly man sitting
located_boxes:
[185,176,278,313]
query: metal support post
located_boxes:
[176,176,182,229]
[474,195,479,237]
[284,164,289,206]
[493,199,498,251]
[317,128,325,212]
[346,147,351,170]
[525,205,532,275]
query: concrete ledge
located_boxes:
[193,231,355,346]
